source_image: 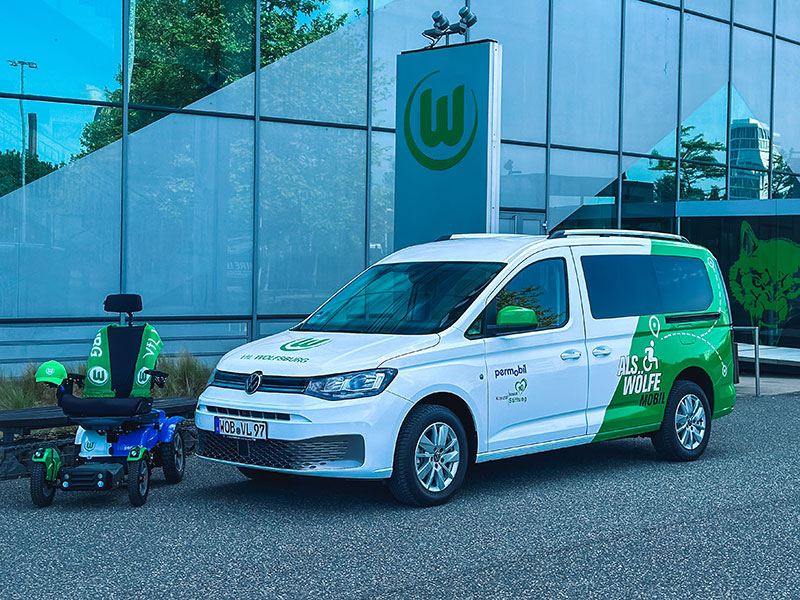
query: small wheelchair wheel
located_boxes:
[161,431,185,484]
[30,462,55,508]
[128,452,150,507]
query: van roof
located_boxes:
[379,231,701,264]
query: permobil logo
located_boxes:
[279,338,331,352]
[495,364,527,379]
[404,70,478,171]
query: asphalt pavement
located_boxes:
[1,391,798,599]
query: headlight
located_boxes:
[305,368,397,400]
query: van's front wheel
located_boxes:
[652,380,711,461]
[389,404,468,507]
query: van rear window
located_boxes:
[581,254,713,319]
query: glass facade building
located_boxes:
[1,0,800,371]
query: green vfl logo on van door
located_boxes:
[280,338,331,352]
[403,70,479,171]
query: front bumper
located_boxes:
[194,386,411,479]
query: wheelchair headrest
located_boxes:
[104,294,142,314]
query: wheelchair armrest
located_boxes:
[145,369,169,388]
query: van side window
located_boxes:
[581,254,713,319]
[490,258,569,333]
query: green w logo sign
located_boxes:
[280,338,331,352]
[404,70,478,171]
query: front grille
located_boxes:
[197,430,365,470]
[206,405,291,421]
[210,370,310,394]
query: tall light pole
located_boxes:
[7,59,37,243]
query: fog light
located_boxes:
[62,481,69,489]
[97,473,103,479]
[63,473,70,480]
[97,481,104,488]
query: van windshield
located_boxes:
[296,261,505,335]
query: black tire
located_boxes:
[127,452,150,507]
[161,431,185,484]
[388,404,469,507]
[237,466,288,482]
[30,462,55,508]
[652,380,712,461]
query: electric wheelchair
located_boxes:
[30,294,185,507]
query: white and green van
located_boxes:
[196,230,735,506]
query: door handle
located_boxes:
[560,349,582,361]
[592,346,613,357]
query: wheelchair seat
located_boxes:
[61,394,152,417]
[60,294,164,420]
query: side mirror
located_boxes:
[497,305,538,328]
[486,305,538,337]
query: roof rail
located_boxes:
[547,229,689,243]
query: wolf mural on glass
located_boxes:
[729,221,800,345]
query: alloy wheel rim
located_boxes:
[675,393,706,451]
[174,434,185,471]
[139,460,149,496]
[415,422,460,493]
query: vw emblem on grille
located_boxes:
[245,371,262,395]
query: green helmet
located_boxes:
[35,360,67,386]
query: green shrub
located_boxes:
[153,352,213,399]
[0,352,211,411]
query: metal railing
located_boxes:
[731,325,760,397]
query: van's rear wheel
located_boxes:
[652,380,711,461]
[389,404,468,507]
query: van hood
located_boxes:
[216,330,440,377]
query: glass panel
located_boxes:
[681,14,729,164]
[621,156,676,232]
[731,167,769,200]
[372,0,465,128]
[129,0,255,114]
[126,112,254,316]
[259,122,366,315]
[260,2,367,124]
[0,100,121,318]
[493,258,568,332]
[730,28,772,171]
[581,255,713,319]
[680,162,726,201]
[549,150,617,230]
[499,144,545,210]
[685,0,731,21]
[681,216,800,349]
[735,0,774,32]
[776,0,800,42]
[0,1,122,101]
[471,0,548,142]
[773,40,800,173]
[369,131,395,264]
[551,0,620,150]
[772,171,800,199]
[623,1,679,157]
[298,262,503,334]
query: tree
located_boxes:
[650,125,726,201]
[0,150,62,197]
[79,0,354,156]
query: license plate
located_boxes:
[214,416,267,440]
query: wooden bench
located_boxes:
[0,397,197,445]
